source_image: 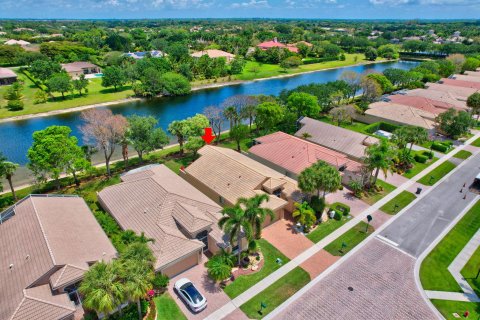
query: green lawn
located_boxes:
[306,216,350,243]
[239,267,311,319]
[461,245,480,296]
[471,138,480,147]
[223,239,290,299]
[380,191,417,215]
[420,200,480,292]
[324,222,374,256]
[317,116,370,134]
[417,161,456,186]
[431,300,480,320]
[362,180,396,205]
[154,293,187,320]
[235,54,371,81]
[0,74,134,119]
[453,150,473,160]
[403,156,439,179]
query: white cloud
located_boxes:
[231,0,270,8]
[370,0,479,5]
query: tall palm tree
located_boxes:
[121,242,156,268]
[79,261,125,317]
[223,106,238,129]
[364,140,395,186]
[313,161,342,198]
[0,157,19,200]
[218,204,253,266]
[120,260,154,320]
[238,194,274,239]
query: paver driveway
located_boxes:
[167,255,248,320]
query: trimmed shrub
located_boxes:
[431,141,449,152]
[331,202,350,216]
[422,151,434,159]
[333,211,342,221]
[152,273,169,290]
[414,154,428,163]
[310,196,325,218]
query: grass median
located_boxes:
[380,191,417,215]
[362,180,396,205]
[417,161,456,186]
[453,150,473,160]
[324,221,374,256]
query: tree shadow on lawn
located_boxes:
[99,86,131,94]
[200,271,224,295]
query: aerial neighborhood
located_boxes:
[0,16,480,320]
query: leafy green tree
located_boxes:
[46,73,71,99]
[435,108,474,139]
[238,194,274,239]
[298,161,341,198]
[437,60,456,77]
[0,153,19,200]
[230,58,246,75]
[364,139,395,186]
[72,74,89,95]
[280,56,302,71]
[360,76,382,103]
[127,115,169,162]
[27,126,87,189]
[29,59,62,81]
[287,92,321,118]
[218,204,253,266]
[3,81,24,110]
[206,252,234,282]
[255,102,285,132]
[366,73,394,93]
[183,137,204,157]
[377,44,399,59]
[168,114,209,155]
[229,124,249,152]
[364,47,378,61]
[102,66,126,91]
[467,92,480,121]
[292,202,316,232]
[160,72,191,96]
[33,90,48,104]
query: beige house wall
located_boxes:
[160,250,202,278]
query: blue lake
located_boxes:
[0,60,418,164]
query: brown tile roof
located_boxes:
[49,264,88,290]
[464,71,480,77]
[185,146,300,211]
[61,61,98,73]
[294,117,378,160]
[98,165,225,271]
[453,74,480,83]
[0,68,17,79]
[366,101,435,129]
[425,82,478,100]
[191,49,235,59]
[387,94,465,114]
[438,78,480,90]
[0,195,117,320]
[405,88,467,109]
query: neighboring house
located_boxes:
[191,49,235,62]
[182,146,302,222]
[124,50,166,59]
[0,195,117,320]
[464,71,480,77]
[386,94,467,113]
[249,131,363,184]
[294,117,378,162]
[257,38,299,53]
[0,68,17,86]
[439,78,480,90]
[4,39,31,47]
[404,88,468,109]
[61,62,100,78]
[452,74,480,83]
[98,164,229,277]
[356,101,436,130]
[425,82,478,100]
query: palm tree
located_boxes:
[218,204,253,266]
[223,106,238,129]
[301,132,312,139]
[120,260,154,320]
[121,242,156,268]
[206,251,234,282]
[313,161,342,198]
[364,140,395,186]
[0,156,19,200]
[292,202,316,231]
[79,261,125,317]
[467,92,480,121]
[238,194,274,239]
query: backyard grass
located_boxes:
[317,116,370,134]
[239,267,311,319]
[154,293,187,320]
[0,74,134,119]
[403,155,439,179]
[223,239,290,299]
[431,300,480,320]
[461,245,480,296]
[306,216,350,243]
[420,200,480,292]
[235,54,369,81]
[380,191,417,215]
[324,221,374,256]
[361,179,396,205]
[453,150,473,160]
[471,137,480,147]
[417,161,456,186]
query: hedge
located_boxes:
[431,141,449,153]
[422,150,434,159]
[363,121,400,134]
[21,69,49,92]
[302,56,339,64]
[310,196,326,218]
[330,202,351,216]
[414,154,428,163]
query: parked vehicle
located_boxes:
[174,278,207,312]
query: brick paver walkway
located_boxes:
[273,239,437,320]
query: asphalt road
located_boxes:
[380,153,480,258]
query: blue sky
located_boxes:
[0,0,479,19]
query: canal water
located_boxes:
[0,60,418,165]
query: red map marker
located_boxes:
[201,127,215,144]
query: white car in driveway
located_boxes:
[174,278,208,312]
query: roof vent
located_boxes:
[9,264,13,270]
[25,255,30,260]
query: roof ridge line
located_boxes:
[30,197,56,266]
[206,146,269,179]
[23,290,76,312]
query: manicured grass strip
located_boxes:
[380,191,417,215]
[471,137,480,147]
[403,156,439,179]
[420,200,480,292]
[461,245,480,296]
[362,180,396,205]
[418,161,456,186]
[430,300,480,320]
[240,267,311,319]
[453,150,473,160]
[324,222,374,256]
[154,293,187,320]
[224,239,290,299]
[306,216,350,243]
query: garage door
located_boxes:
[161,251,200,278]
